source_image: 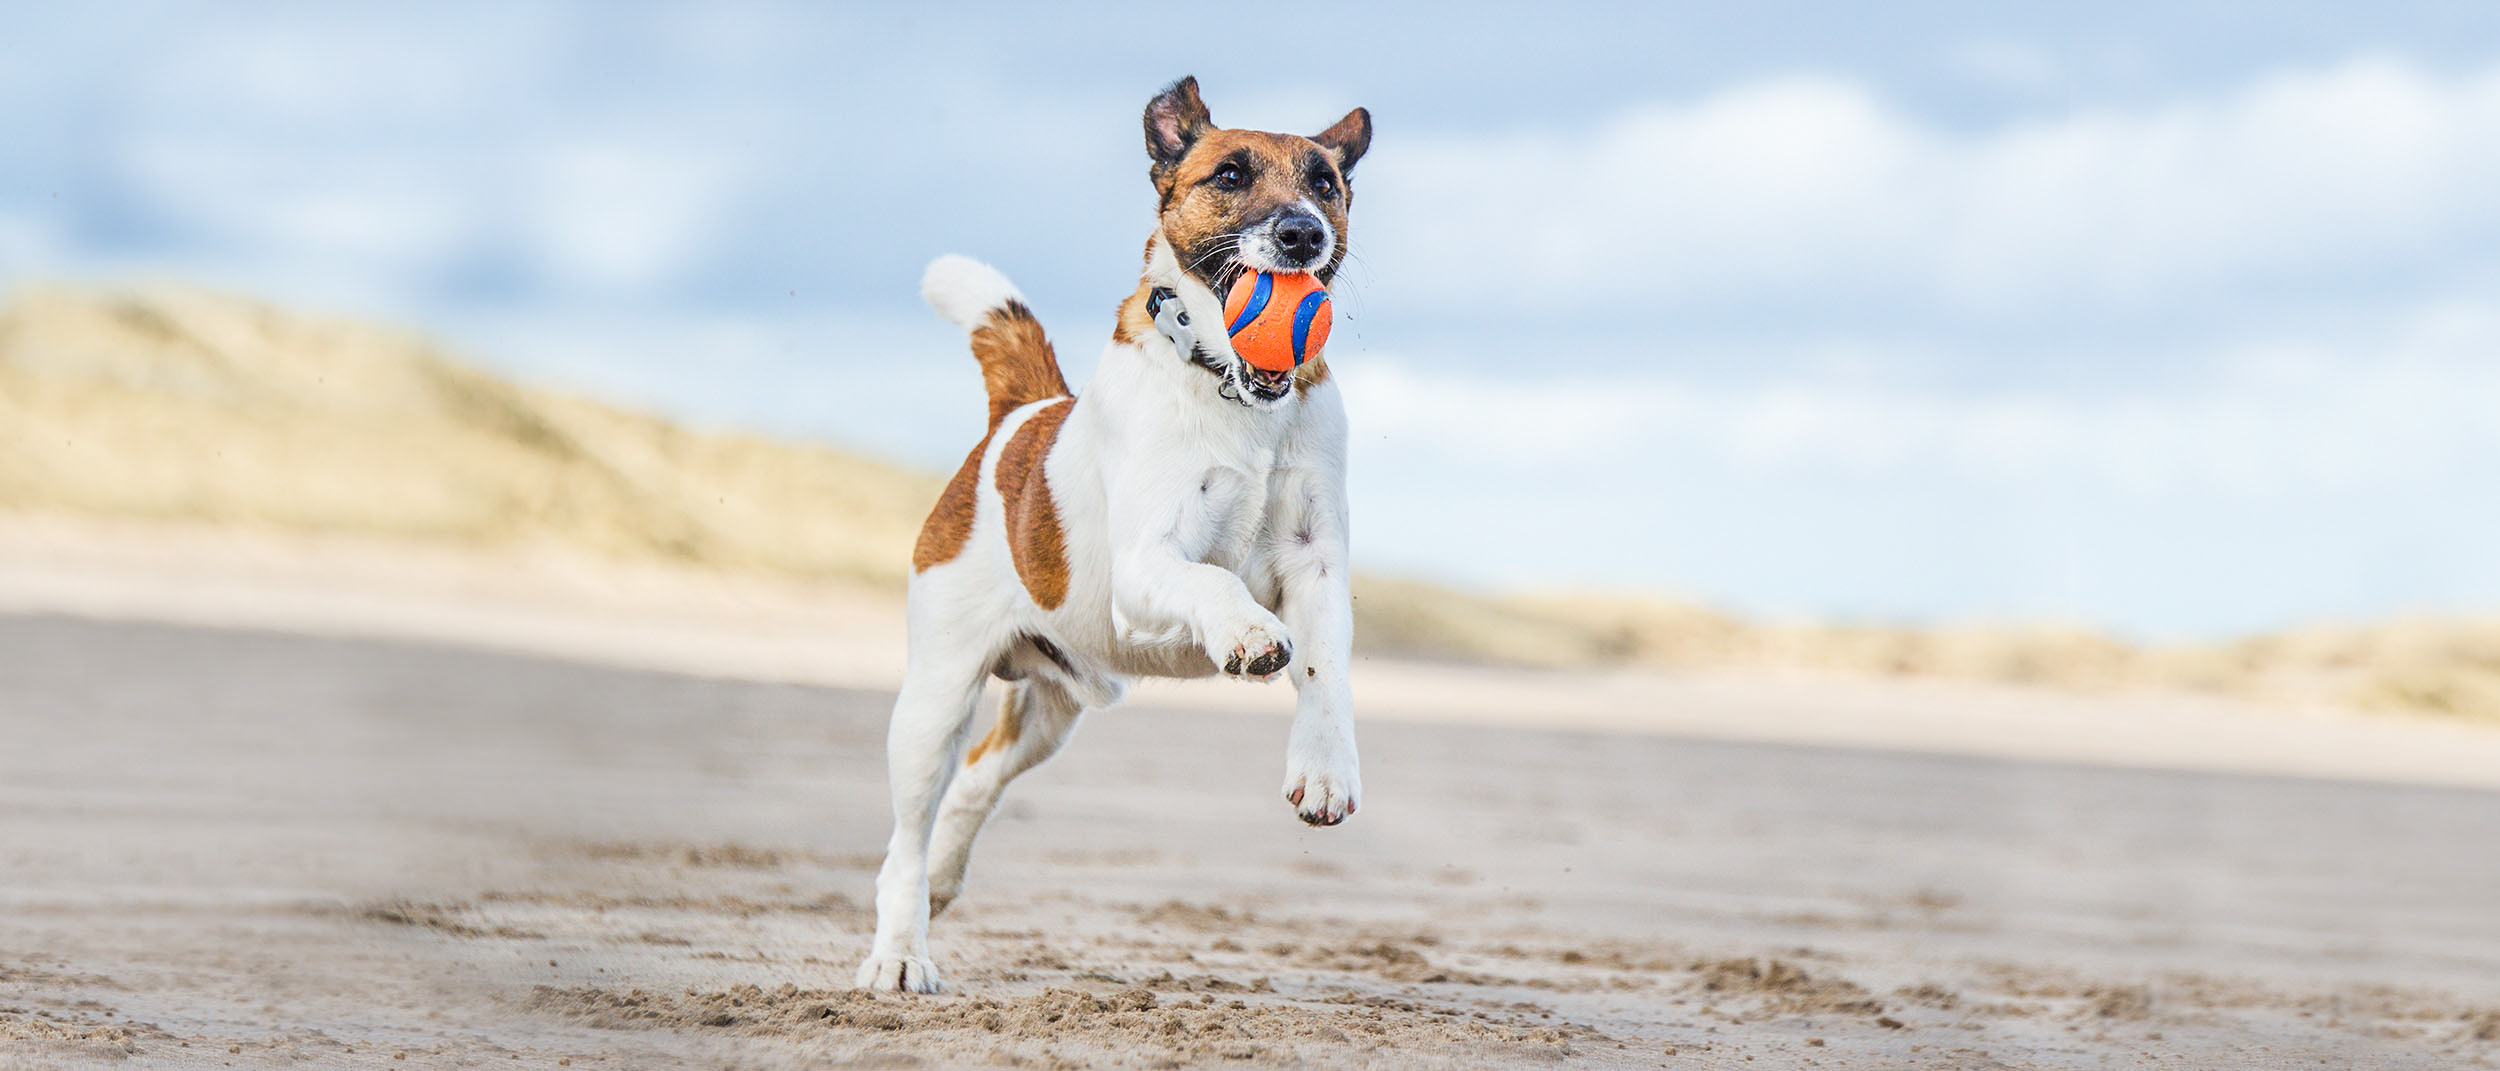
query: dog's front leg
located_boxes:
[1267,469,1359,826]
[1109,470,1294,679]
[1113,539,1292,678]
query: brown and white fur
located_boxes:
[856,77,1373,993]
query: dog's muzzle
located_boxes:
[1243,211,1334,273]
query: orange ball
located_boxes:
[1222,271,1332,372]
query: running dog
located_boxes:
[856,76,1372,993]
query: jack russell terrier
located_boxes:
[856,76,1372,993]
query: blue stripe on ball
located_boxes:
[1227,273,1272,336]
[1289,290,1329,365]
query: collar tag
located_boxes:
[1148,287,1196,361]
[1148,286,1252,407]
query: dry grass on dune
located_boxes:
[0,284,936,586]
[2284,619,2500,721]
[3,282,2494,722]
[1356,576,2500,722]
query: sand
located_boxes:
[4,614,2500,1069]
[9,515,2500,795]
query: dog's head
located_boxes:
[1144,77,1370,400]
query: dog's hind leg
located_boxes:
[856,634,993,994]
[925,676,1085,917]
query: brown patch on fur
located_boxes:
[971,301,1070,428]
[1295,357,1330,389]
[965,687,1022,766]
[996,399,1075,608]
[1112,284,1149,346]
[917,301,1071,573]
[1109,238,1158,346]
[1313,107,1373,173]
[912,431,992,572]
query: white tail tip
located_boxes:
[921,255,1024,329]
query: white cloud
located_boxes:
[1338,297,2500,498]
[1363,57,2500,315]
[115,122,754,298]
[118,135,478,269]
[85,11,759,301]
[515,139,751,293]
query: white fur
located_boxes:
[856,236,1361,994]
[920,254,1025,329]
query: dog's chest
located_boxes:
[1085,340,1302,573]
[1176,452,1279,571]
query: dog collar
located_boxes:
[1148,286,1251,406]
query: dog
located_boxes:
[855,76,1373,993]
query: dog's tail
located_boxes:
[922,255,1070,429]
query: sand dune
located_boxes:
[2,281,2494,721]
[1357,577,2500,721]
[0,283,935,584]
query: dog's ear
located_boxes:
[1144,76,1214,171]
[1314,107,1372,176]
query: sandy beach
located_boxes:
[13,18,2500,1070]
[5,583,2500,1068]
[9,516,2500,794]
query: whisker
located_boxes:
[1184,238,1242,274]
[1325,250,1374,317]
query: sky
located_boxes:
[5,1,2499,639]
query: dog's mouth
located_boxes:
[1183,238,1326,405]
[1209,258,1251,302]
[1240,362,1293,400]
[1193,256,1295,402]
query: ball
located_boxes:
[1222,271,1332,373]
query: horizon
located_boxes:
[7,2,2500,640]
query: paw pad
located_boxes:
[1245,642,1292,677]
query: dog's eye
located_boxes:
[1310,172,1337,199]
[1212,163,1247,190]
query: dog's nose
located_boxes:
[1272,216,1327,263]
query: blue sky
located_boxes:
[6,2,2499,638]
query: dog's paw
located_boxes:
[1283,757,1360,827]
[1216,620,1293,681]
[855,954,945,994]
